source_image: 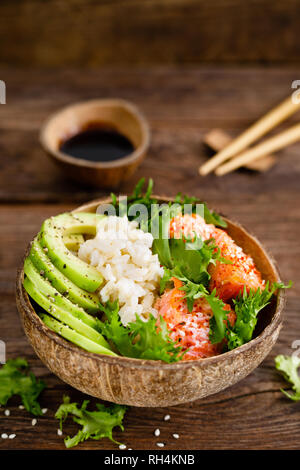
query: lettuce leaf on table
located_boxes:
[0,358,46,415]
[275,355,300,402]
[55,395,127,448]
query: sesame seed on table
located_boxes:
[0,67,299,450]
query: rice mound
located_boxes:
[78,216,164,325]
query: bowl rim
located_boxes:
[16,195,285,371]
[39,98,151,169]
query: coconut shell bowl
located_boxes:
[16,197,284,407]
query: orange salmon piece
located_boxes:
[169,213,215,241]
[155,280,235,360]
[208,228,265,302]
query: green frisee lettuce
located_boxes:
[55,395,127,448]
[0,358,46,415]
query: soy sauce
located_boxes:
[60,123,135,162]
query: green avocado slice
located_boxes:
[24,257,101,330]
[39,313,117,356]
[63,233,85,252]
[23,272,111,350]
[38,212,104,292]
[29,238,100,314]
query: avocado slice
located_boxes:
[24,276,111,350]
[63,233,85,252]
[38,212,104,292]
[29,238,100,314]
[24,257,110,344]
[24,257,101,330]
[39,313,117,356]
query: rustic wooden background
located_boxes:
[1,0,300,66]
[0,66,299,449]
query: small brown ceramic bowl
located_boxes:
[16,197,285,407]
[40,99,150,188]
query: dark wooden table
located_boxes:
[0,66,299,450]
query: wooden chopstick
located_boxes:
[199,95,300,176]
[215,122,300,176]
[203,128,276,172]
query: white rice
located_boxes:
[78,216,164,325]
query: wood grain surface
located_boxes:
[1,1,300,66]
[0,67,299,449]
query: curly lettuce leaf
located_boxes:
[174,192,227,228]
[275,355,300,402]
[111,178,226,228]
[111,178,157,220]
[208,282,291,350]
[226,281,291,350]
[170,236,229,285]
[207,290,232,344]
[203,204,227,228]
[55,395,127,448]
[0,358,46,415]
[159,236,230,312]
[160,266,208,312]
[98,301,184,363]
[161,278,232,343]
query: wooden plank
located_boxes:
[1,1,300,66]
[0,67,300,203]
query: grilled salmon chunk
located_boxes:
[155,278,235,360]
[208,228,265,302]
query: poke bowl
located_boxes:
[16,180,286,407]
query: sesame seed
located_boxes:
[31,418,37,426]
[57,429,63,436]
[156,442,165,448]
[119,444,126,450]
[9,434,16,439]
[4,409,10,416]
[154,428,160,437]
[42,408,48,414]
[164,414,170,421]
[18,405,24,410]
[173,433,179,439]
[1,433,8,439]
